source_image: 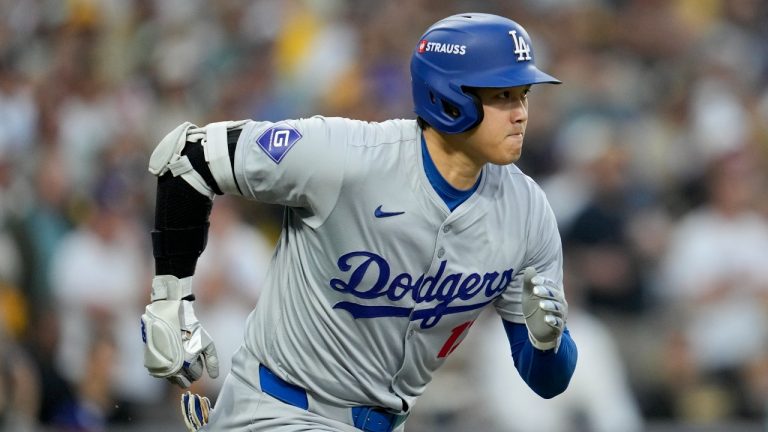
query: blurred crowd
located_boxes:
[0,0,767,431]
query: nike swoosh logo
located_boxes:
[374,205,405,218]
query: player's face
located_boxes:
[460,85,530,165]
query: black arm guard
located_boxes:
[152,128,242,277]
[153,172,212,278]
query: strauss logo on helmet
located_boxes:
[417,39,467,55]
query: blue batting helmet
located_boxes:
[411,13,560,134]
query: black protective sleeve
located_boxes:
[152,129,242,277]
[152,172,213,278]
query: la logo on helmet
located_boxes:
[509,30,531,62]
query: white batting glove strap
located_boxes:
[151,275,194,302]
[141,299,219,388]
[181,391,211,431]
[527,329,562,352]
[521,267,568,352]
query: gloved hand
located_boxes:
[181,391,211,431]
[522,267,568,351]
[140,275,219,388]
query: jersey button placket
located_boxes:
[437,223,451,258]
[392,324,415,395]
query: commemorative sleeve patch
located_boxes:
[255,122,303,164]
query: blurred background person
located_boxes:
[659,149,768,422]
[48,172,159,427]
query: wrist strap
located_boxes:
[151,275,194,302]
[528,332,561,353]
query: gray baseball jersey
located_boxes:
[226,115,563,413]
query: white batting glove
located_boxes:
[181,391,211,431]
[140,275,219,388]
[522,267,568,351]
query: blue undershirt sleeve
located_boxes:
[503,320,577,399]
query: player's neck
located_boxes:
[423,128,483,191]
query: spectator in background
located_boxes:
[14,148,73,310]
[560,117,651,317]
[660,149,768,421]
[48,332,116,432]
[48,173,159,424]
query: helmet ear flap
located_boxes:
[411,71,484,133]
[434,92,484,132]
[442,100,460,118]
[459,87,484,131]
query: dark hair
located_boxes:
[416,116,431,130]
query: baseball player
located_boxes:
[141,13,577,431]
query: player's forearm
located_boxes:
[152,172,212,277]
[504,321,577,399]
[151,126,242,278]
